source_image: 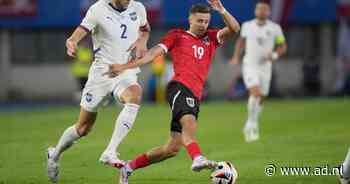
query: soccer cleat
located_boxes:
[119,163,133,184]
[243,124,259,143]
[47,147,59,183]
[191,156,218,172]
[99,151,125,168]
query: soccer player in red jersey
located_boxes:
[106,0,240,183]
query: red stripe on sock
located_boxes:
[186,142,202,160]
[129,154,150,170]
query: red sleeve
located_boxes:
[207,29,221,48]
[159,29,179,53]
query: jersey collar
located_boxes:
[108,3,126,13]
[255,19,268,27]
[108,0,133,14]
[186,31,197,37]
[186,30,207,39]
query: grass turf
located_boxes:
[0,98,349,184]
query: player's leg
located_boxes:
[244,86,263,142]
[145,132,183,163]
[340,147,350,184]
[242,67,263,142]
[47,62,111,182]
[119,132,183,184]
[179,114,217,172]
[52,108,97,160]
[100,77,142,167]
[51,75,108,160]
[164,81,216,171]
[247,86,263,125]
[47,107,97,182]
[246,70,272,141]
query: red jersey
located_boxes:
[159,29,221,100]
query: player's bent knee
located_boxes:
[128,94,142,104]
[251,90,262,98]
[121,86,143,105]
[249,86,263,98]
[252,93,262,98]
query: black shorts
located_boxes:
[166,81,200,133]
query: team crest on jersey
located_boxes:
[186,97,195,108]
[129,12,137,21]
[85,93,93,103]
[202,36,210,45]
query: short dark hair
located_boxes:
[189,4,211,14]
[257,1,270,6]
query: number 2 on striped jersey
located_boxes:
[120,24,127,39]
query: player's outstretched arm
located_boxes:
[207,0,240,42]
[66,27,89,57]
[108,45,165,76]
[127,23,151,59]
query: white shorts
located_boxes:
[242,65,272,96]
[80,61,139,112]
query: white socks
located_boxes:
[104,103,140,154]
[343,147,350,178]
[245,95,262,128]
[52,103,140,162]
[52,125,80,161]
[248,96,262,123]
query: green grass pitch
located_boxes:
[1,99,349,184]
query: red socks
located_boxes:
[128,154,150,170]
[186,142,202,160]
[128,142,202,170]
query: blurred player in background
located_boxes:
[106,1,240,183]
[46,0,150,182]
[230,2,287,142]
[340,147,350,184]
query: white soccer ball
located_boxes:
[210,161,238,184]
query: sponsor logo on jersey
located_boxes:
[85,93,93,103]
[186,97,195,108]
[129,12,137,21]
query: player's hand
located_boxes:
[127,39,148,59]
[207,0,225,14]
[66,39,78,57]
[265,52,272,61]
[266,52,279,62]
[229,56,240,65]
